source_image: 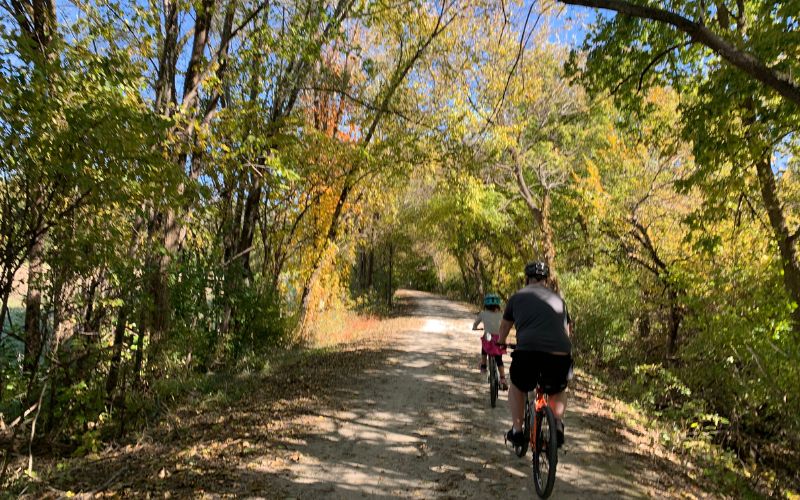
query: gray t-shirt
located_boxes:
[474,310,502,334]
[503,284,572,353]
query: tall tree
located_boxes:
[563,0,800,333]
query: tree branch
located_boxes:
[558,0,800,108]
[637,41,692,91]
[511,148,543,224]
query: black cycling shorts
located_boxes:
[509,351,573,394]
[480,346,504,367]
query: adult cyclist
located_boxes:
[497,261,573,449]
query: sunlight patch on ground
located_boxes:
[404,358,432,368]
[421,318,446,333]
[387,445,419,455]
[260,459,436,494]
[501,464,529,478]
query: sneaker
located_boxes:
[506,428,525,447]
[556,419,565,448]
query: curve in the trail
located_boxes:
[267,290,655,499]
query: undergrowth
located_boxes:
[591,362,799,499]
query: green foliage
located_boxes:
[1,0,798,494]
[561,265,638,363]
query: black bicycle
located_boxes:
[483,331,501,408]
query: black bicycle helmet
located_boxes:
[524,261,549,280]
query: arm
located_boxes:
[499,295,514,343]
[472,313,482,330]
[566,304,574,338]
[498,319,513,344]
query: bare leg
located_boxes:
[549,390,568,420]
[508,381,525,432]
[498,361,508,389]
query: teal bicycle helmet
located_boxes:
[483,293,501,307]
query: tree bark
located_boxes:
[22,236,44,377]
[154,0,180,114]
[540,189,560,292]
[456,255,470,299]
[666,289,682,358]
[387,242,393,307]
[638,312,650,338]
[16,0,57,391]
[754,153,800,332]
[105,305,128,401]
[367,247,374,289]
[240,184,262,281]
[132,314,146,387]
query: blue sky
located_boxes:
[545,3,599,48]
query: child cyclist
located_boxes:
[473,294,508,390]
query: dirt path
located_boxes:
[259,290,693,499]
[31,290,706,498]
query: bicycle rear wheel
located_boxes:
[514,397,530,457]
[488,357,498,408]
[532,405,558,498]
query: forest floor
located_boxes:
[16,290,728,498]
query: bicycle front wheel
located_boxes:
[532,406,558,498]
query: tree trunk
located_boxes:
[638,312,651,338]
[387,242,393,307]
[0,277,13,343]
[105,305,128,401]
[297,181,351,334]
[541,189,560,292]
[666,289,682,358]
[298,259,326,338]
[471,251,485,300]
[357,249,366,290]
[754,153,800,333]
[367,247,374,289]
[132,309,146,387]
[456,255,470,299]
[238,183,261,281]
[23,236,44,377]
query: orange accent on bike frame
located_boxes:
[530,388,548,449]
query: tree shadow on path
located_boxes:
[38,290,706,499]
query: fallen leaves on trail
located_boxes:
[22,331,406,498]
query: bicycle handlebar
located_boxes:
[495,342,516,349]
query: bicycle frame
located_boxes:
[529,388,548,450]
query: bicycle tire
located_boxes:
[514,396,530,457]
[532,405,558,498]
[489,357,498,408]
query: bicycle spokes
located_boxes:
[532,405,559,498]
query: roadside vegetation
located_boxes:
[1,0,798,496]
